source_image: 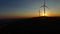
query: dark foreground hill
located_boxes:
[0,17,60,33]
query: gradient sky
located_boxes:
[0,0,60,18]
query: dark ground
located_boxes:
[0,17,60,33]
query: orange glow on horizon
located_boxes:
[1,11,60,18]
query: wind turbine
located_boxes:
[39,0,48,16]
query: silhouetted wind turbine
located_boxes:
[39,0,48,16]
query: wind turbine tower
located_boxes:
[39,0,48,16]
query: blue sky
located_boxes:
[0,0,60,18]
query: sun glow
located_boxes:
[42,13,48,16]
[39,8,50,16]
[39,11,49,16]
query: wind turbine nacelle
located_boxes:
[40,5,48,8]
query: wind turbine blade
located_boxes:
[45,6,48,8]
[40,6,44,8]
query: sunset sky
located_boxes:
[0,0,60,18]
